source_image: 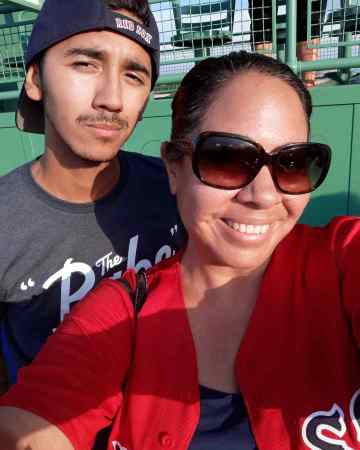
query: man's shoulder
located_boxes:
[0,162,29,188]
[0,163,31,207]
[120,151,166,176]
[120,151,174,202]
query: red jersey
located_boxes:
[2,216,360,450]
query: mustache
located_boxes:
[77,113,129,129]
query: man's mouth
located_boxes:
[85,122,124,131]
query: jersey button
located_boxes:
[158,432,174,448]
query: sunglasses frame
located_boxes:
[167,131,332,195]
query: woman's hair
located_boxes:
[105,0,152,26]
[170,51,312,143]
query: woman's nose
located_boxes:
[235,165,282,209]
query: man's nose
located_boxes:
[93,72,124,112]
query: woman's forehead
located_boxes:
[200,72,308,144]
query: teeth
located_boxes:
[226,220,269,235]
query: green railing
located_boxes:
[152,0,360,87]
[289,1,360,78]
[1,0,360,97]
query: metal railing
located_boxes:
[290,1,360,77]
[0,0,360,98]
[153,0,360,89]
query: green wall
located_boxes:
[1,84,360,226]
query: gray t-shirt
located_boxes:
[0,151,184,381]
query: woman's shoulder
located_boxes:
[64,277,137,336]
[276,216,360,269]
[290,216,360,248]
[146,250,183,276]
[130,252,184,312]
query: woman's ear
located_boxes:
[25,63,43,102]
[161,142,179,195]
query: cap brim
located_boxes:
[16,84,45,134]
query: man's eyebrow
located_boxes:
[63,50,151,78]
[124,59,151,79]
[64,47,105,60]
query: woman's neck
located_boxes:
[180,248,268,309]
[180,248,269,393]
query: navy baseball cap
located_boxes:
[16,0,160,134]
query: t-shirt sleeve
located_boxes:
[330,217,360,347]
[0,302,8,393]
[0,278,135,450]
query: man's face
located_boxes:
[26,28,152,164]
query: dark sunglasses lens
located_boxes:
[275,145,330,194]
[195,136,260,189]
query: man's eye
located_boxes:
[72,61,96,70]
[126,72,144,84]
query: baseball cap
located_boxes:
[16,0,160,134]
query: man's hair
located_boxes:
[169,51,312,144]
[105,0,152,26]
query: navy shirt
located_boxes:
[0,152,184,383]
[189,385,258,450]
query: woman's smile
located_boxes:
[223,219,270,236]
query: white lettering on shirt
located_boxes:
[40,230,178,322]
[95,252,125,276]
[43,258,96,321]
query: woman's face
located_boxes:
[165,72,310,275]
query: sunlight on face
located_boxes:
[166,72,310,275]
[27,30,151,165]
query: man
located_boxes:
[0,0,182,392]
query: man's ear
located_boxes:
[25,63,43,102]
[161,142,179,195]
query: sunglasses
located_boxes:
[166,131,331,195]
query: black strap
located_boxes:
[0,302,6,322]
[91,270,149,450]
[118,269,148,315]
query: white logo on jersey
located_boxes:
[350,388,360,442]
[302,404,352,449]
[112,441,129,450]
[302,388,360,450]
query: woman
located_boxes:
[0,51,359,450]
